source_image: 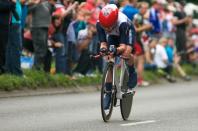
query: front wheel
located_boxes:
[101,63,114,122]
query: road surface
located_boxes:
[0,80,198,131]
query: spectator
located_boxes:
[172,1,190,62]
[66,7,87,74]
[61,0,79,75]
[150,37,176,82]
[50,14,67,74]
[162,4,176,39]
[20,0,29,43]
[5,0,23,76]
[149,0,161,38]
[144,38,158,71]
[133,2,152,86]
[28,0,56,72]
[120,0,139,21]
[0,0,16,75]
[81,0,102,73]
[23,30,34,53]
[74,16,97,76]
[165,37,191,81]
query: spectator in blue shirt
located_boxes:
[165,37,191,81]
[120,0,139,21]
[5,0,23,76]
[149,0,161,38]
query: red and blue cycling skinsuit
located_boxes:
[96,11,137,90]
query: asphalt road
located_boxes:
[0,80,198,131]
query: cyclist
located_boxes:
[96,4,137,110]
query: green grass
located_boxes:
[0,64,197,92]
[0,70,102,91]
[143,70,161,84]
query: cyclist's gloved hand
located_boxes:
[117,44,126,55]
[121,45,132,59]
[100,47,107,55]
[100,42,108,55]
[100,47,107,53]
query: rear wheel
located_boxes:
[101,63,115,122]
[120,93,133,120]
[120,67,134,120]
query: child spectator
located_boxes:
[165,37,191,81]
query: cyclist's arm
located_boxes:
[119,22,136,46]
[96,22,108,48]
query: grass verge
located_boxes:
[0,70,102,91]
[0,64,197,92]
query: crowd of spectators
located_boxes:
[0,0,198,86]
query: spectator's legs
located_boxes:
[160,65,176,83]
[136,55,147,86]
[43,50,52,72]
[64,36,70,75]
[176,29,187,62]
[73,50,91,75]
[55,46,67,74]
[144,63,157,71]
[72,43,78,63]
[31,27,48,71]
[175,64,186,77]
[67,42,73,75]
[0,26,9,74]
[5,24,23,76]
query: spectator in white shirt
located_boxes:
[149,37,176,82]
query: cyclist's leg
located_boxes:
[103,69,113,109]
[127,25,137,90]
[104,83,112,109]
[127,56,137,90]
[126,41,137,89]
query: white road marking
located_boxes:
[121,120,156,126]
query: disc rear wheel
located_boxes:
[120,67,134,120]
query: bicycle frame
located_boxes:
[110,57,129,99]
[90,51,130,99]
